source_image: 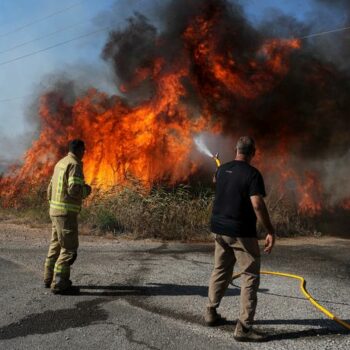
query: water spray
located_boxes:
[194,135,221,167]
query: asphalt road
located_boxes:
[0,221,349,349]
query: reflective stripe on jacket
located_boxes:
[48,152,88,216]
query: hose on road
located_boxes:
[231,271,350,331]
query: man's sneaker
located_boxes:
[233,320,268,342]
[204,307,226,326]
[52,285,80,295]
[44,282,51,288]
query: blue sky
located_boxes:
[0,0,347,150]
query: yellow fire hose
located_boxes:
[213,155,350,331]
[232,271,350,331]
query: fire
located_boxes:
[0,0,348,214]
[297,172,323,215]
[257,141,324,215]
[342,199,350,210]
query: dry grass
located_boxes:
[81,184,313,240]
[263,189,315,237]
[81,184,213,240]
[0,182,314,240]
[0,184,50,225]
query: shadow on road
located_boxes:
[78,283,269,297]
[0,299,108,340]
[77,284,349,341]
[77,283,245,297]
[217,318,349,340]
[268,328,349,341]
[255,318,350,340]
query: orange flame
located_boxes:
[1,8,346,215]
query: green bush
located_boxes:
[93,208,125,233]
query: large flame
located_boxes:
[0,0,348,215]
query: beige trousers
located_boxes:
[44,213,79,290]
[208,234,261,327]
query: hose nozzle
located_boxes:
[213,153,221,167]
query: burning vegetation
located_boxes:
[0,0,349,220]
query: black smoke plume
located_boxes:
[2,0,349,210]
[102,0,349,160]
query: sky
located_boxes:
[0,0,348,158]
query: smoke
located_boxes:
[103,0,348,153]
[47,1,350,187]
[102,13,158,103]
[315,0,350,14]
[3,0,349,209]
[0,131,34,172]
[0,61,116,167]
[99,0,350,202]
[303,0,350,71]
[322,150,350,206]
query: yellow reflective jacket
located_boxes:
[47,152,90,216]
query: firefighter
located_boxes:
[44,139,91,295]
[205,136,275,342]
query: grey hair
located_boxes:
[236,136,256,156]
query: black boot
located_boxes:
[52,285,80,295]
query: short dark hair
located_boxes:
[68,139,85,153]
[236,136,255,156]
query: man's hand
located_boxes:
[264,233,275,254]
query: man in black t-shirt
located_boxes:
[205,136,275,342]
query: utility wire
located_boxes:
[0,94,33,103]
[0,1,85,38]
[0,27,109,67]
[0,19,92,55]
[300,25,350,39]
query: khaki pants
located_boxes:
[44,213,79,290]
[208,234,260,327]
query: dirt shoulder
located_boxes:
[0,214,348,247]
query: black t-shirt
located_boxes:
[210,160,266,237]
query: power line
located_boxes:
[0,19,92,55]
[0,94,33,103]
[300,25,350,39]
[0,27,109,67]
[0,1,85,38]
